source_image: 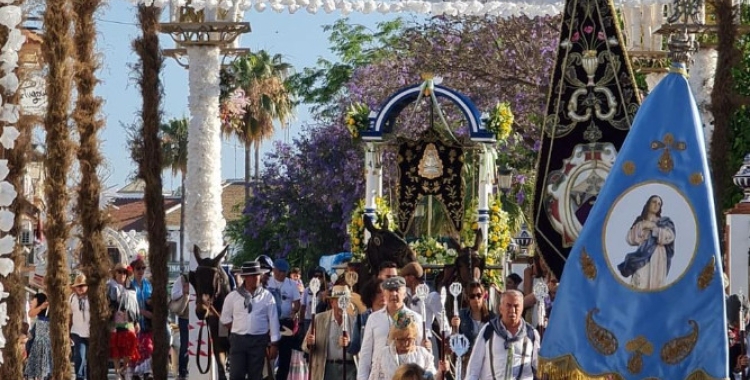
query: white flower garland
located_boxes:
[130,0,673,18]
[184,46,226,256]
[0,0,23,365]
[688,48,717,150]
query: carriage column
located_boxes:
[364,142,383,242]
[476,144,494,255]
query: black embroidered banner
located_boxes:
[533,0,641,279]
[397,132,464,234]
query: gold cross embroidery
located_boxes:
[650,133,686,173]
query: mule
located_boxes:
[357,215,417,288]
[188,245,231,380]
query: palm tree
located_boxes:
[161,117,188,271]
[223,50,295,201]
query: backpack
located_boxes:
[482,320,536,344]
[482,320,538,380]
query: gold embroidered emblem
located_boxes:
[697,256,715,291]
[685,369,728,380]
[538,354,624,379]
[689,172,704,186]
[580,248,597,280]
[660,320,698,364]
[417,143,443,179]
[651,133,686,173]
[622,161,635,175]
[625,336,653,374]
[586,308,618,355]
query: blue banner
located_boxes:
[539,63,728,379]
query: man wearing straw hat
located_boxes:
[302,284,356,380]
[221,261,281,380]
[70,274,90,380]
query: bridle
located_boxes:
[194,265,228,375]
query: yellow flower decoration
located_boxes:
[347,197,395,261]
[486,102,514,141]
[345,102,370,139]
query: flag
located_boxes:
[539,62,728,379]
[532,0,640,279]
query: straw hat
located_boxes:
[71,274,87,288]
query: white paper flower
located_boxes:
[288,3,300,12]
[0,182,16,207]
[0,160,8,181]
[6,28,26,52]
[0,73,18,93]
[0,257,14,277]
[0,234,13,255]
[254,2,268,11]
[0,50,18,73]
[0,6,22,29]
[0,210,14,233]
[322,0,335,13]
[0,282,8,301]
[0,104,18,124]
[0,126,19,149]
[0,302,7,326]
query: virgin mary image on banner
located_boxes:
[617,195,676,290]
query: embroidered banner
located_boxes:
[532,0,640,279]
[539,63,728,379]
[396,131,464,234]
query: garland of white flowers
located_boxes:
[129,0,673,18]
[688,48,717,147]
[0,0,24,365]
[184,46,226,255]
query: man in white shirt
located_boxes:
[357,276,426,380]
[221,261,280,380]
[266,258,301,380]
[465,290,540,380]
[69,274,90,380]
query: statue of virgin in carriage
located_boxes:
[344,75,535,308]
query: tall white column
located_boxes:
[476,145,492,255]
[185,45,225,380]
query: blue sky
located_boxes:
[94,2,400,191]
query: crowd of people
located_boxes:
[219,255,558,380]
[20,253,560,380]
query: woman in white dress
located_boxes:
[368,310,441,380]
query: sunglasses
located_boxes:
[135,267,147,271]
[469,293,483,300]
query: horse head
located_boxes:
[444,230,485,287]
[188,245,230,320]
[364,215,416,274]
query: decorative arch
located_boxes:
[361,84,495,142]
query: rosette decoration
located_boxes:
[347,197,395,261]
[484,101,514,141]
[0,0,24,365]
[345,102,370,139]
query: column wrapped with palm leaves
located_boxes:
[0,1,29,373]
[42,0,74,377]
[221,50,294,201]
[71,0,110,378]
[132,4,169,379]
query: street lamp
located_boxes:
[514,223,534,259]
[733,153,750,203]
[497,166,513,193]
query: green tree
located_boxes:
[287,17,404,120]
[223,50,295,201]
